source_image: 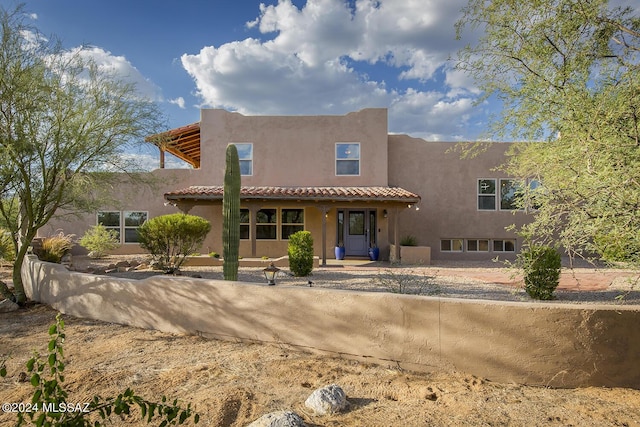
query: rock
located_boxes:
[304,384,349,415]
[0,299,19,312]
[61,253,72,266]
[246,411,306,427]
[115,260,130,268]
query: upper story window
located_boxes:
[232,143,253,176]
[336,143,360,176]
[478,179,496,210]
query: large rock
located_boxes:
[304,384,349,415]
[246,411,305,427]
[0,299,19,313]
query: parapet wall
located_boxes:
[21,255,640,389]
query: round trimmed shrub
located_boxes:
[138,213,211,273]
[520,245,562,300]
[288,230,314,277]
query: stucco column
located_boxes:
[315,205,330,266]
[393,206,400,262]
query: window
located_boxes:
[500,179,522,210]
[239,209,250,239]
[441,239,463,252]
[97,211,121,241]
[493,239,516,252]
[232,143,253,176]
[467,239,490,252]
[97,211,147,244]
[478,179,496,210]
[281,209,304,239]
[256,209,277,239]
[336,143,360,175]
[123,211,147,243]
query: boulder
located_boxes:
[246,411,305,427]
[0,299,19,313]
[304,384,349,415]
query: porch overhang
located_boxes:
[164,185,420,266]
[164,185,421,205]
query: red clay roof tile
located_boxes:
[165,186,420,203]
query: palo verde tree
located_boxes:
[456,0,640,265]
[222,144,241,281]
[0,5,164,303]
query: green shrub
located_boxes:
[137,213,211,273]
[400,235,418,246]
[288,230,314,277]
[0,228,15,262]
[39,232,75,263]
[519,245,562,300]
[208,251,220,258]
[78,224,120,258]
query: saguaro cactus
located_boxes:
[223,144,241,280]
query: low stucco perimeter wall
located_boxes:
[22,255,640,389]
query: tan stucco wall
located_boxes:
[22,255,640,389]
[200,108,389,187]
[387,137,531,260]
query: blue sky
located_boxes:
[11,0,622,168]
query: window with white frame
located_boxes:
[97,211,121,241]
[478,179,497,210]
[467,239,490,252]
[493,239,516,252]
[500,179,522,210]
[232,143,253,176]
[97,211,147,244]
[281,209,304,239]
[256,208,277,239]
[239,209,250,239]
[336,143,360,175]
[441,239,463,252]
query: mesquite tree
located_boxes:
[222,144,241,281]
[0,6,163,303]
[456,0,640,265]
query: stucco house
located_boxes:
[41,108,531,264]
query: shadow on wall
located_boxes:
[21,255,640,389]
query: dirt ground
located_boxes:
[1,258,640,426]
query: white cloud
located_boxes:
[63,46,163,101]
[389,89,476,140]
[169,97,186,109]
[181,0,482,139]
[75,47,162,101]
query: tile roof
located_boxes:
[165,186,420,203]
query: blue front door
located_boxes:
[346,210,367,256]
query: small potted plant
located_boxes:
[368,243,379,261]
[335,242,345,260]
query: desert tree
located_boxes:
[456,0,640,265]
[0,5,164,303]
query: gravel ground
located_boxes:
[87,256,640,306]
